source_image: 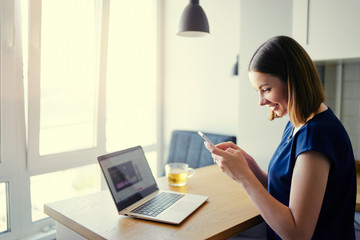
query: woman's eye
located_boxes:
[261,88,270,92]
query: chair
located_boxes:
[164,130,237,173]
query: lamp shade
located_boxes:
[177,0,210,37]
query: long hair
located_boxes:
[248,36,325,127]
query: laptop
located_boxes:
[97,145,208,224]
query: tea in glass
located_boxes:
[165,163,194,186]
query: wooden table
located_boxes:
[44,165,263,240]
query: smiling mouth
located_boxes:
[270,104,279,111]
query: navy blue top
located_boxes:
[267,108,356,240]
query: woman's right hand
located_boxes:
[204,141,267,187]
[214,142,256,166]
[204,141,252,183]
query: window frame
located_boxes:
[1,1,43,239]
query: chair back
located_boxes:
[165,130,236,173]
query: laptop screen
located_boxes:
[98,146,158,211]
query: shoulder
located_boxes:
[294,108,353,165]
[299,108,347,141]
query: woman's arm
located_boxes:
[209,145,330,240]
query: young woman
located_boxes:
[205,36,356,239]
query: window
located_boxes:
[1,0,159,238]
[27,0,158,221]
[39,0,98,155]
[27,0,102,171]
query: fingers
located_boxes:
[211,146,234,158]
[225,147,236,153]
[212,153,220,164]
[205,144,236,164]
[215,141,238,150]
[203,142,243,171]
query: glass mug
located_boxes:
[165,163,195,186]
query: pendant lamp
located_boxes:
[177,0,210,37]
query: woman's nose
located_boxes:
[259,94,268,106]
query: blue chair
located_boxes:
[165,130,237,173]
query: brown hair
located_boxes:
[248,36,325,127]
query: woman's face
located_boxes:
[249,71,288,117]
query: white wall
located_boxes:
[237,0,292,169]
[162,0,293,169]
[162,0,241,162]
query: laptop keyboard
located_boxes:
[131,192,185,217]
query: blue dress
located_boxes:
[267,108,356,239]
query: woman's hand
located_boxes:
[204,141,252,183]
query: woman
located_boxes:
[205,36,356,239]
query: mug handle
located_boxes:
[187,167,195,178]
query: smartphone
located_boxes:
[198,131,215,147]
